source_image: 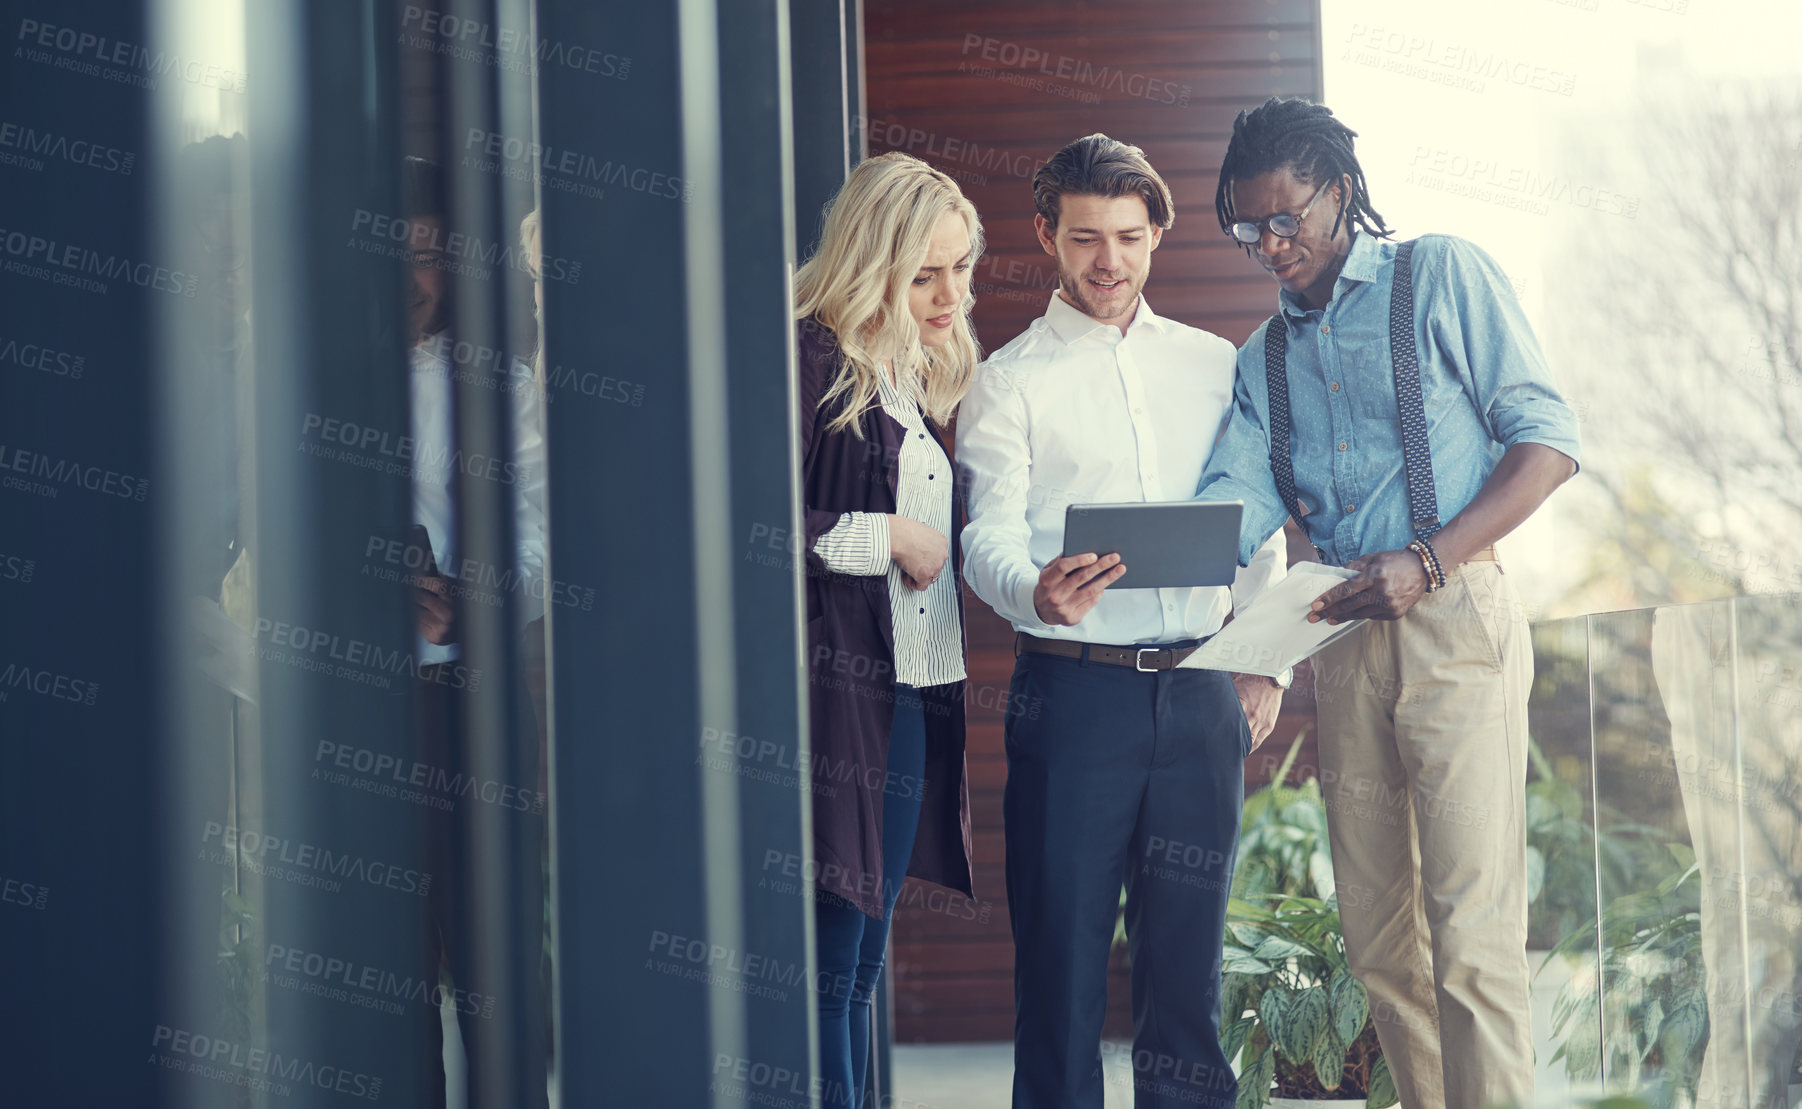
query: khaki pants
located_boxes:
[1311,560,1533,1109]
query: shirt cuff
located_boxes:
[1011,571,1046,631]
[812,512,891,577]
[1504,435,1582,476]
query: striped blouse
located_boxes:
[812,372,965,688]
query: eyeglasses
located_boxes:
[1229,182,1331,246]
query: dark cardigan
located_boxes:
[797,318,975,920]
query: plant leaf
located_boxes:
[1561,991,1602,1080]
[1310,1022,1344,1092]
[1252,935,1313,963]
[1525,790,1563,831]
[1220,973,1253,1024]
[1227,922,1266,947]
[1220,1015,1256,1069]
[1237,1036,1275,1109]
[1228,897,1279,922]
[1223,950,1275,975]
[1275,895,1329,914]
[1259,989,1292,1063]
[1642,996,1664,1052]
[1328,971,1368,1046]
[1659,992,1707,1060]
[1287,985,1331,1062]
[1366,1054,1398,1109]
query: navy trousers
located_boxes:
[1005,650,1248,1109]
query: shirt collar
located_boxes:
[875,365,914,407]
[411,331,452,370]
[1043,289,1172,345]
[1278,232,1385,318]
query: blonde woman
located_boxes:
[794,152,982,1109]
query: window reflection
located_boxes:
[155,1,555,1105]
[1655,600,1802,1109]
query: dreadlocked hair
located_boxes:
[1214,97,1393,251]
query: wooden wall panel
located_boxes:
[862,0,1324,1045]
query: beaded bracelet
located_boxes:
[1407,543,1437,592]
[1422,538,1446,590]
[1407,539,1446,593]
[1423,539,1447,590]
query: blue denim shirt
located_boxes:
[1197,232,1581,566]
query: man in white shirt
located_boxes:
[400,158,547,668]
[956,134,1286,1109]
[400,156,548,1109]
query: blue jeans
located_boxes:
[814,683,928,1109]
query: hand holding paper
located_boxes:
[1180,563,1368,677]
[1306,547,1435,623]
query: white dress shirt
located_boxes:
[956,293,1287,648]
[812,371,966,688]
[409,335,547,667]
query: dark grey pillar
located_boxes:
[0,0,163,1103]
[230,2,434,1104]
[535,1,814,1105]
[790,0,864,260]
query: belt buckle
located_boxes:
[1135,648,1160,672]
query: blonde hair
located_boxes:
[794,153,983,437]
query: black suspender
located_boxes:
[1386,240,1443,541]
[1261,238,1442,564]
[1261,315,1306,547]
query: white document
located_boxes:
[1179,562,1368,677]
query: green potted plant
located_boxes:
[1220,894,1396,1109]
[1223,737,1395,1109]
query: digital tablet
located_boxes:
[1061,500,1243,590]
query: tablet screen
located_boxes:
[1061,500,1244,589]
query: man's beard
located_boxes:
[1055,261,1140,322]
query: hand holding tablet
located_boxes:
[1061,500,1244,590]
[1032,551,1126,626]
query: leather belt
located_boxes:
[1016,632,1200,672]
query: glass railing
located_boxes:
[1529,596,1802,1109]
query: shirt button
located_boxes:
[1166,603,1174,612]
[1330,382,1340,392]
[1338,443,1347,451]
[1321,324,1331,334]
[917,433,925,439]
[928,474,935,480]
[1134,407,1144,415]
[1346,503,1357,512]
[918,607,925,614]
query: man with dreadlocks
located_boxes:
[1196,97,1581,1108]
